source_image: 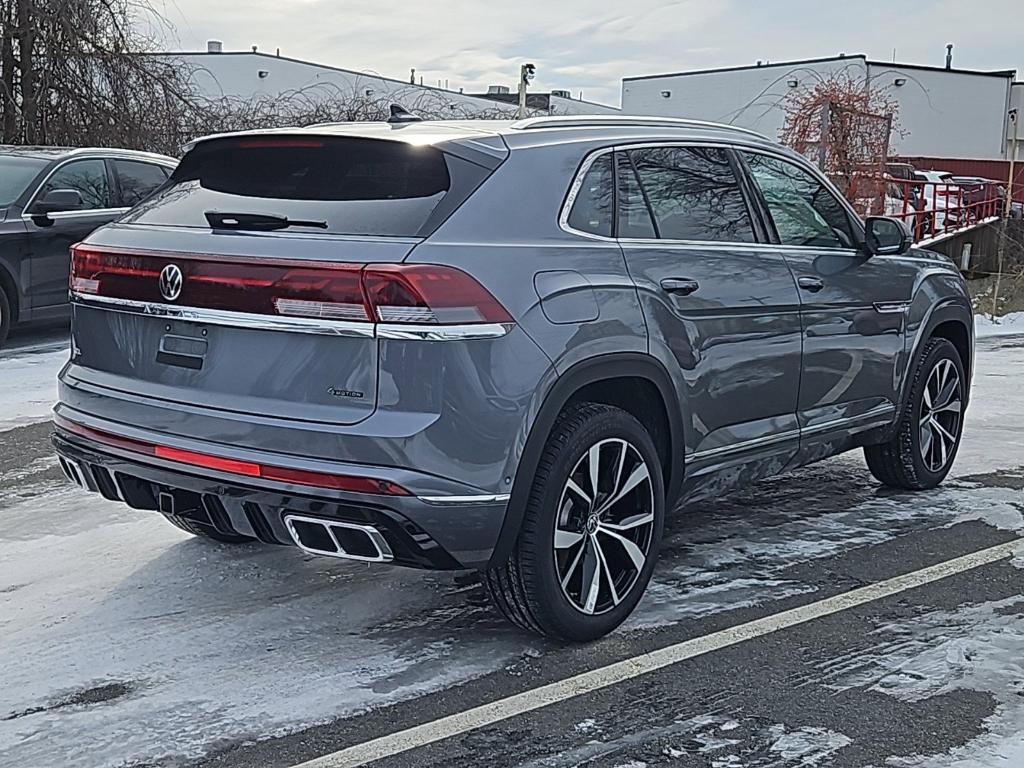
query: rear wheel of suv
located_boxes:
[0,284,11,348]
[865,337,965,490]
[160,512,255,544]
[484,403,665,642]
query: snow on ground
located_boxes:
[1,334,1023,765]
[0,339,67,431]
[820,596,1024,768]
[0,492,542,766]
[974,311,1024,338]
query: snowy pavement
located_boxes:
[1,328,1023,768]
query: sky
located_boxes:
[148,0,1023,106]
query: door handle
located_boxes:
[660,278,700,295]
[798,276,824,293]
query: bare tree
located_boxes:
[0,1,552,155]
[779,71,901,211]
[0,0,198,149]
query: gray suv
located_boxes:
[53,116,973,641]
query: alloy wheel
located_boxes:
[553,438,655,615]
[919,358,962,472]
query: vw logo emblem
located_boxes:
[158,264,183,302]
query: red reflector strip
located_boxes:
[154,445,261,477]
[54,416,411,496]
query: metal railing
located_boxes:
[851,176,1006,242]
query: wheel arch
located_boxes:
[488,353,684,568]
[902,296,973,411]
[0,260,20,325]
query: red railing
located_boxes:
[850,176,1005,242]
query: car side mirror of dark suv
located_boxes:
[30,189,85,218]
[864,216,911,257]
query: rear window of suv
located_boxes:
[125,136,494,237]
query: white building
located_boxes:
[622,54,1017,161]
[150,44,618,119]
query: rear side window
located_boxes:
[566,153,613,237]
[115,160,169,206]
[627,147,755,242]
[127,136,494,237]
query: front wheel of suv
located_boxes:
[484,403,665,642]
[865,337,965,490]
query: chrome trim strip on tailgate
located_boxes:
[72,294,513,340]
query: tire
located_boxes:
[483,403,665,642]
[160,512,255,544]
[865,337,966,490]
[0,284,11,349]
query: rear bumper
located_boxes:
[52,422,508,570]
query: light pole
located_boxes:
[518,63,536,120]
[1007,108,1018,218]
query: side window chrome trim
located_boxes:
[559,139,852,248]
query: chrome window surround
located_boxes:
[72,293,514,340]
[558,140,868,255]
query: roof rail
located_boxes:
[510,115,769,140]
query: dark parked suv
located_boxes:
[0,146,176,346]
[53,116,973,640]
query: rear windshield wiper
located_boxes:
[205,211,328,231]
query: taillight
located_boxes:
[70,246,511,326]
[363,265,512,324]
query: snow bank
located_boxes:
[0,341,67,431]
[975,311,1024,338]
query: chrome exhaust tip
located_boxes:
[283,514,394,563]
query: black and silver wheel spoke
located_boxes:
[918,358,962,473]
[554,438,655,615]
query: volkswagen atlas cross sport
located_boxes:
[53,115,974,641]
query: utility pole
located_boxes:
[1007,108,1018,218]
[993,107,1018,320]
[517,62,536,119]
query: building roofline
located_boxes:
[623,54,868,82]
[623,53,1016,83]
[144,50,618,109]
[866,60,1016,79]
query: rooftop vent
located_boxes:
[487,85,511,95]
[207,40,223,54]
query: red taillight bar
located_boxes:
[69,245,512,327]
[54,416,410,496]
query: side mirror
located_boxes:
[864,216,911,256]
[30,189,85,217]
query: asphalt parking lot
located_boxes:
[1,328,1022,768]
